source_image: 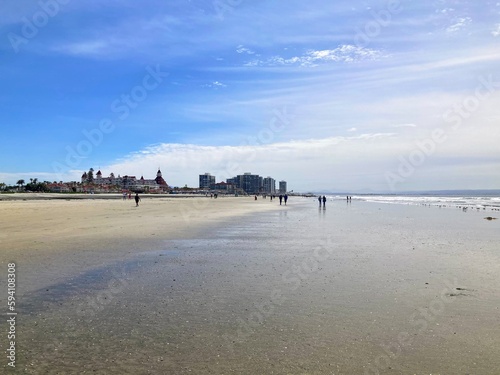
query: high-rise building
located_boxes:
[199,173,215,189]
[262,177,276,194]
[227,173,262,194]
[279,180,287,194]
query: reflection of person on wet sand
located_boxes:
[135,193,141,207]
[322,196,326,208]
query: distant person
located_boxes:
[270,195,273,201]
[254,195,257,200]
[322,195,326,208]
[346,196,349,201]
[128,193,132,200]
[284,194,288,205]
[279,194,283,205]
[134,193,141,207]
[123,192,127,201]
[318,196,322,206]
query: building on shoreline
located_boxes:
[78,169,169,192]
[199,173,216,189]
[279,180,287,194]
[202,172,285,195]
[262,177,276,194]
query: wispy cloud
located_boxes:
[244,45,384,67]
[236,45,255,54]
[202,81,227,89]
[446,17,472,33]
[492,23,500,37]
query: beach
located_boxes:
[1,196,499,374]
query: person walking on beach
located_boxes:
[318,196,322,207]
[134,193,141,207]
[322,195,326,208]
[123,192,127,200]
[279,194,283,205]
[284,194,288,205]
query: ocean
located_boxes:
[325,192,500,211]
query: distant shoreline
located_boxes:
[0,192,230,201]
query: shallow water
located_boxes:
[5,198,500,374]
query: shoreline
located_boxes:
[0,192,231,201]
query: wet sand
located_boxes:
[1,197,500,374]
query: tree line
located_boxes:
[0,178,50,192]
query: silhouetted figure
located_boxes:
[279,195,283,205]
[284,194,288,205]
[318,196,322,206]
[134,193,141,207]
[322,195,326,208]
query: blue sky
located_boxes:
[1,0,500,192]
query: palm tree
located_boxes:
[87,168,94,183]
[16,179,25,190]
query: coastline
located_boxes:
[0,192,217,201]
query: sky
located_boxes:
[1,0,500,192]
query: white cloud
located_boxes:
[53,40,109,56]
[492,24,500,37]
[244,44,384,67]
[89,134,399,191]
[203,81,227,88]
[446,17,472,33]
[236,45,255,54]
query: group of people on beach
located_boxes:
[318,195,327,208]
[259,194,288,205]
[278,194,288,205]
[123,192,141,207]
[318,195,353,207]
